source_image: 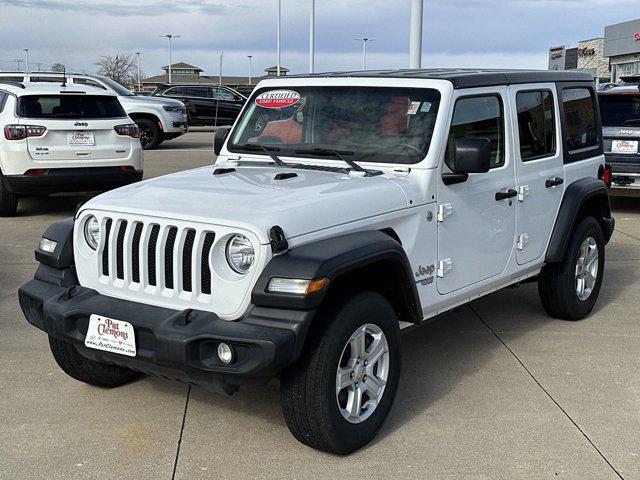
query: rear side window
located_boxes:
[17,95,126,119]
[73,78,107,90]
[185,87,211,98]
[0,92,7,112]
[562,88,598,154]
[445,95,505,170]
[516,90,556,161]
[164,87,187,96]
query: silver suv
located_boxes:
[0,72,187,149]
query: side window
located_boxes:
[516,90,556,161]
[165,87,187,96]
[73,78,107,90]
[213,88,238,101]
[0,92,7,112]
[562,87,598,154]
[445,95,505,170]
[186,87,211,98]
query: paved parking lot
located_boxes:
[1,131,639,479]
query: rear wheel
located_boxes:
[135,118,161,150]
[49,336,141,388]
[538,216,605,320]
[280,292,401,454]
[0,174,18,217]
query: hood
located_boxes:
[120,95,184,108]
[82,165,410,244]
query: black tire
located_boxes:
[0,174,18,217]
[48,336,141,388]
[135,118,161,150]
[538,216,605,320]
[280,291,401,454]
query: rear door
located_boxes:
[185,87,216,125]
[510,84,565,264]
[18,94,132,162]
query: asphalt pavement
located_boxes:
[1,131,639,479]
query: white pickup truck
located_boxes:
[20,69,614,454]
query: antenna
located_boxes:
[61,67,67,87]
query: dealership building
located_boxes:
[548,17,640,83]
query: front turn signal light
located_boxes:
[268,278,328,295]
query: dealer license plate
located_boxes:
[85,314,137,357]
[68,131,95,146]
[611,140,638,155]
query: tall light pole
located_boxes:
[276,0,282,76]
[355,38,375,70]
[22,48,29,73]
[309,0,315,73]
[409,0,424,69]
[135,52,141,92]
[219,51,224,86]
[248,55,253,84]
[161,34,180,84]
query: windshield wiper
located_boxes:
[294,147,373,176]
[234,143,286,167]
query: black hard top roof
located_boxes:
[286,68,594,89]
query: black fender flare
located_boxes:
[251,230,422,322]
[545,178,614,264]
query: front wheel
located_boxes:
[135,118,161,150]
[280,292,401,454]
[538,216,605,320]
[49,336,141,388]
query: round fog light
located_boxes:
[217,342,235,365]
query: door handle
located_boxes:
[495,189,518,201]
[545,177,564,188]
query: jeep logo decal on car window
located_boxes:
[255,90,301,109]
[74,122,88,127]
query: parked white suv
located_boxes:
[0,81,143,216]
[19,69,614,454]
[0,72,188,149]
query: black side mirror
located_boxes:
[214,126,232,156]
[443,137,491,185]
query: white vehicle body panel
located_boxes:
[70,75,604,322]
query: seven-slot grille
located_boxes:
[100,217,216,296]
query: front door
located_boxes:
[437,88,517,295]
[509,84,565,265]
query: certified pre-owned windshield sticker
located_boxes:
[256,90,301,109]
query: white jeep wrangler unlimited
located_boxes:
[20,69,614,454]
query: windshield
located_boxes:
[599,94,640,127]
[92,75,134,96]
[228,86,442,164]
[17,95,127,119]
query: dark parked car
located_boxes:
[152,84,246,126]
[599,79,640,193]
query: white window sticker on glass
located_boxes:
[407,101,421,115]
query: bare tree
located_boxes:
[51,63,66,72]
[96,53,137,87]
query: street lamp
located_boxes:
[135,52,141,92]
[248,55,253,85]
[276,0,282,76]
[409,0,424,69]
[22,48,30,73]
[309,0,315,74]
[355,38,375,70]
[161,34,180,84]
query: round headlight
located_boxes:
[84,215,101,250]
[226,235,255,274]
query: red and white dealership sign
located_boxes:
[256,90,301,109]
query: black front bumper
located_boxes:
[3,167,143,195]
[19,277,313,395]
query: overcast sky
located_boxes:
[0,0,636,78]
